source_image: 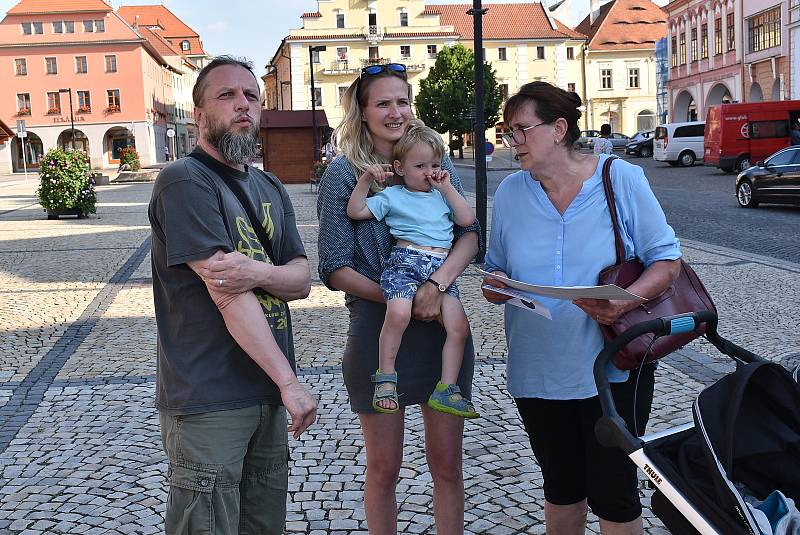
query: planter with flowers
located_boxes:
[36,148,97,219]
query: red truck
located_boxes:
[704,101,800,173]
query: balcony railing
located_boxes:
[363,24,383,42]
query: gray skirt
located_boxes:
[342,298,475,413]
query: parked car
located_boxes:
[609,133,630,149]
[626,136,654,158]
[705,100,800,173]
[735,146,800,208]
[629,130,654,143]
[574,130,600,149]
[654,121,706,167]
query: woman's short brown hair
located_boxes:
[503,81,583,148]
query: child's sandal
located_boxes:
[371,370,399,414]
[427,382,479,419]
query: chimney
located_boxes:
[590,0,601,25]
[133,14,139,28]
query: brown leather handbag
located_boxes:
[597,156,716,370]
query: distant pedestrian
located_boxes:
[593,123,614,155]
[148,56,316,535]
[162,144,170,161]
[791,122,800,146]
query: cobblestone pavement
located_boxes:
[1,177,799,534]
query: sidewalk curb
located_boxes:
[681,237,800,273]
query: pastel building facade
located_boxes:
[264,0,585,145]
[0,0,205,172]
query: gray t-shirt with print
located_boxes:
[148,148,306,415]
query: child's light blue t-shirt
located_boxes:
[365,186,454,249]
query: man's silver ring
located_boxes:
[218,279,224,287]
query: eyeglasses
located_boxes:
[501,122,549,148]
[360,63,407,77]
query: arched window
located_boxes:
[637,109,656,131]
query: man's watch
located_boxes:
[426,277,447,293]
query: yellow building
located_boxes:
[264,0,586,145]
[575,0,666,134]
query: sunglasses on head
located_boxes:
[360,63,407,77]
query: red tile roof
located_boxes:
[137,25,181,57]
[7,0,112,14]
[286,33,365,42]
[117,4,206,56]
[301,12,321,18]
[0,119,13,142]
[575,0,666,50]
[384,31,459,39]
[426,3,585,40]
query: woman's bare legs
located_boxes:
[421,404,465,535]
[360,410,405,535]
[545,500,588,535]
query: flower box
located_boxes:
[47,108,61,115]
[77,106,91,113]
[106,105,120,113]
[16,108,31,116]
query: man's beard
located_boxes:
[205,116,260,165]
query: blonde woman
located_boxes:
[317,63,479,534]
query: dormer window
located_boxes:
[22,22,43,34]
[181,40,190,51]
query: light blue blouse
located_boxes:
[484,154,681,400]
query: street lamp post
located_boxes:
[58,88,75,150]
[309,45,326,162]
[468,1,489,262]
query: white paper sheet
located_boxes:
[481,285,552,320]
[479,269,647,302]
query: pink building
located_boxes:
[0,0,195,172]
[666,0,789,122]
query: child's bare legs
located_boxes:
[439,294,469,385]
[376,298,412,411]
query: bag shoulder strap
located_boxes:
[186,151,278,266]
[600,155,625,265]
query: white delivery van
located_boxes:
[653,121,706,167]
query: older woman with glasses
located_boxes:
[483,82,681,535]
[316,63,480,534]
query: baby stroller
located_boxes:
[594,311,800,534]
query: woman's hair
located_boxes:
[393,119,445,163]
[600,123,611,136]
[332,68,412,176]
[503,81,583,147]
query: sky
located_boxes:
[0,0,547,82]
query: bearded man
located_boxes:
[148,56,317,534]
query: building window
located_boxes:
[336,47,348,61]
[500,83,509,101]
[105,55,117,72]
[47,92,61,114]
[21,22,31,34]
[400,45,411,59]
[628,67,640,88]
[338,86,348,105]
[95,19,104,32]
[727,13,734,51]
[600,68,612,89]
[567,46,574,60]
[34,22,42,33]
[748,6,781,53]
[671,36,677,67]
[77,90,91,113]
[690,27,697,62]
[400,11,408,27]
[75,56,87,74]
[701,23,708,58]
[84,20,94,32]
[567,82,576,92]
[498,47,507,61]
[65,21,74,33]
[679,33,686,64]
[45,57,57,74]
[107,89,121,112]
[311,48,321,63]
[336,13,345,28]
[14,58,26,76]
[53,21,63,33]
[17,93,31,115]
[181,40,190,51]
[312,87,322,107]
[715,18,722,55]
[427,44,438,59]
[536,46,545,59]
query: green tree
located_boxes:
[415,44,502,159]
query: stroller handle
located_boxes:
[593,311,762,454]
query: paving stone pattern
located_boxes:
[1,178,798,534]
